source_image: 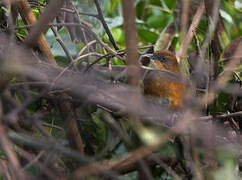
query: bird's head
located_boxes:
[141,50,180,73]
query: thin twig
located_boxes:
[93,0,119,50]
[77,40,97,56]
[50,26,74,62]
[0,100,26,179]
[150,154,182,180]
[74,52,103,62]
[23,151,45,170]
[199,111,242,121]
[42,122,64,131]
[177,1,205,63]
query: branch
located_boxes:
[13,2,85,154]
[177,1,205,62]
[93,0,119,51]
[15,0,56,64]
[24,0,66,48]
[122,0,139,86]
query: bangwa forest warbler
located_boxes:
[141,50,185,110]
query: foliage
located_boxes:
[0,0,241,179]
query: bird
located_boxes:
[141,50,185,110]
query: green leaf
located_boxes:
[104,27,124,45]
[104,0,120,16]
[136,0,146,19]
[137,28,159,43]
[147,14,172,28]
[91,113,107,151]
[149,0,162,6]
[217,92,230,112]
[55,56,69,67]
[111,57,125,65]
[110,0,119,12]
[220,9,234,24]
[234,0,242,11]
[162,0,177,9]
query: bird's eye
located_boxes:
[160,56,167,61]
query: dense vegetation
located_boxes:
[0,0,241,179]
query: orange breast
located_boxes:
[144,71,185,110]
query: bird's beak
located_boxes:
[141,53,154,59]
[140,53,158,68]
